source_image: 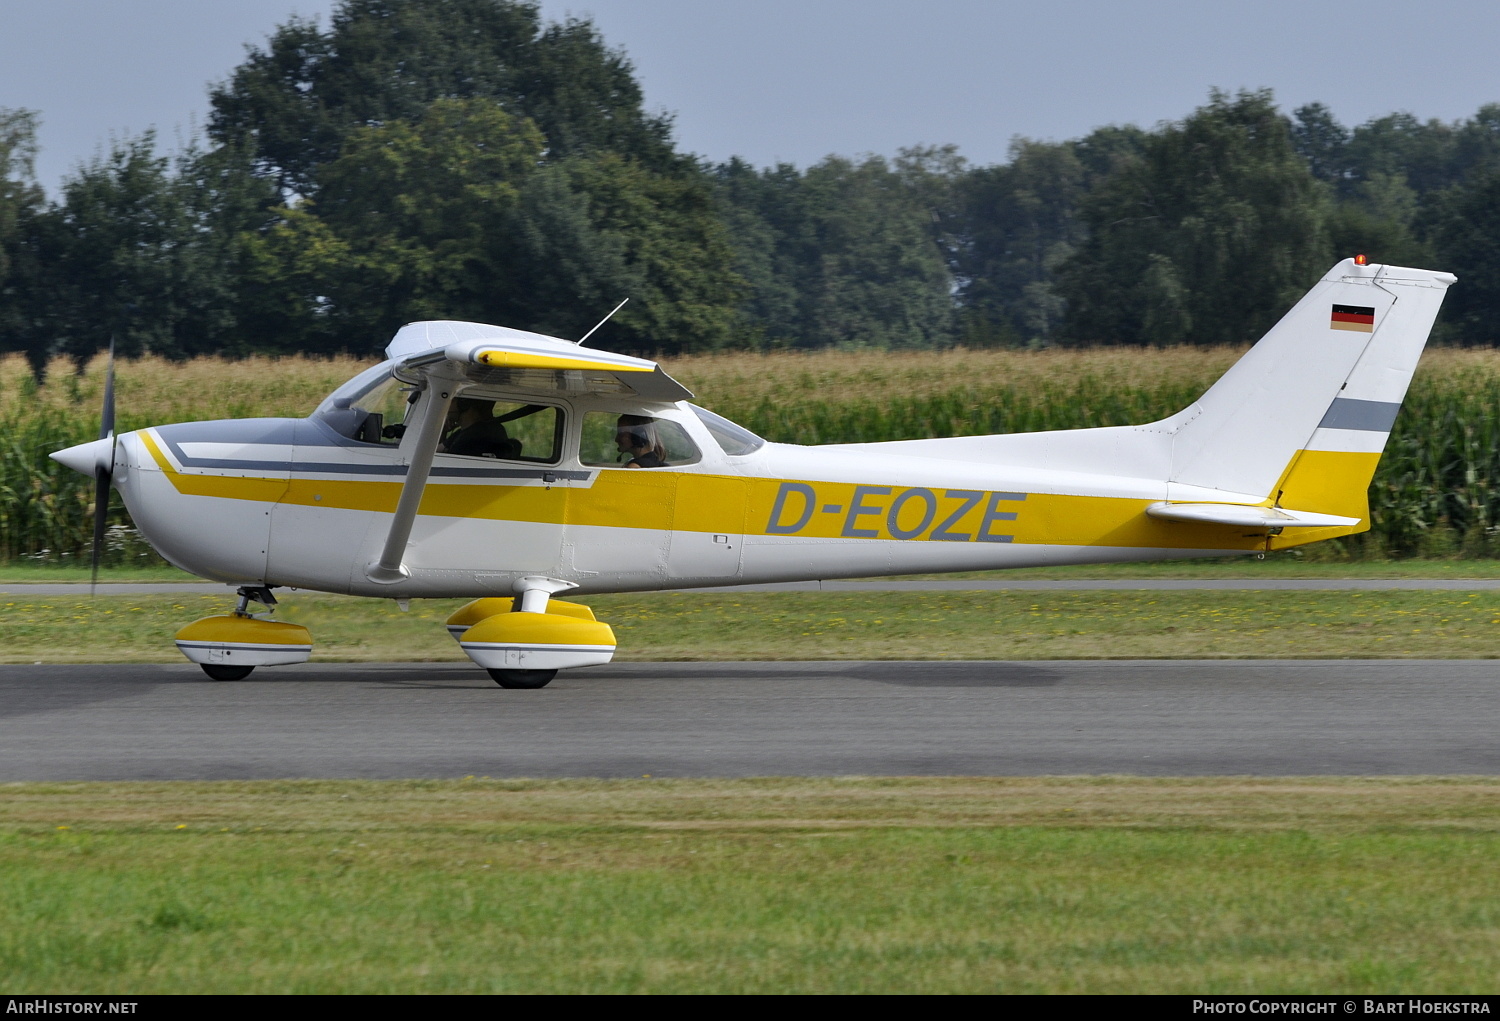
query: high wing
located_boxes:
[387,320,692,402]
[367,321,693,584]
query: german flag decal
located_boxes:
[1331,303,1376,332]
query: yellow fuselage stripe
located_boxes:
[139,430,1371,551]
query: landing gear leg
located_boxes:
[234,586,278,614]
[487,668,558,689]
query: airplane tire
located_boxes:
[201,664,255,681]
[488,668,557,689]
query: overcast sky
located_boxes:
[3,0,1498,196]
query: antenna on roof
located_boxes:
[576,298,628,347]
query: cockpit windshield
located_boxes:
[688,404,765,455]
[314,363,413,444]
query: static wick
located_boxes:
[576,298,629,347]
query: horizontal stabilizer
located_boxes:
[1145,503,1360,529]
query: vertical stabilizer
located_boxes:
[1165,259,1454,507]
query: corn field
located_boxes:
[5,349,1500,562]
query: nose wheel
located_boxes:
[487,668,557,689]
[202,664,255,681]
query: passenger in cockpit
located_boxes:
[615,415,669,468]
[441,398,521,458]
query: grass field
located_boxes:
[0,563,199,583]
[7,588,1500,663]
[1,777,1496,993]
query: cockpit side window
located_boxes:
[439,397,563,463]
[580,411,701,468]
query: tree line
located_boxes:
[1,0,1498,370]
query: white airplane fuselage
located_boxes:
[105,400,1267,600]
[51,258,1455,633]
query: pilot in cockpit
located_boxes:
[440,398,520,458]
[615,414,669,468]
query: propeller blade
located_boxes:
[90,468,111,594]
[98,337,115,441]
[90,340,117,596]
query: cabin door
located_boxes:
[665,475,747,581]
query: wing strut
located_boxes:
[366,377,458,584]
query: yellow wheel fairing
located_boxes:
[460,613,615,648]
[444,597,597,639]
[446,597,596,626]
[446,598,514,630]
[175,615,313,645]
[458,612,617,671]
[173,615,313,668]
[532,598,596,621]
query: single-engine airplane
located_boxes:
[52,258,1454,687]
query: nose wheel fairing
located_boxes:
[455,609,616,672]
[174,586,312,680]
[174,615,313,673]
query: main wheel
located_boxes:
[201,663,255,681]
[487,668,557,689]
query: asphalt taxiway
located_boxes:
[2,660,1495,779]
